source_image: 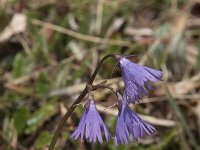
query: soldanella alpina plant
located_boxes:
[49,54,162,149]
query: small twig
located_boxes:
[95,0,104,34]
[31,19,131,47]
[102,103,117,111]
[96,104,176,127]
[92,83,120,101]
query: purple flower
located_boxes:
[71,99,111,143]
[117,55,162,104]
[114,100,156,145]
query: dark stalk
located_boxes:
[48,54,115,150]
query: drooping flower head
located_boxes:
[71,98,111,143]
[114,97,156,145]
[116,55,162,104]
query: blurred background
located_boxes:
[0,0,200,149]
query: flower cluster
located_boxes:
[71,55,162,144]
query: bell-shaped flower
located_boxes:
[71,99,111,143]
[114,100,156,145]
[117,55,162,104]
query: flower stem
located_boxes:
[48,54,115,150]
[92,83,120,100]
